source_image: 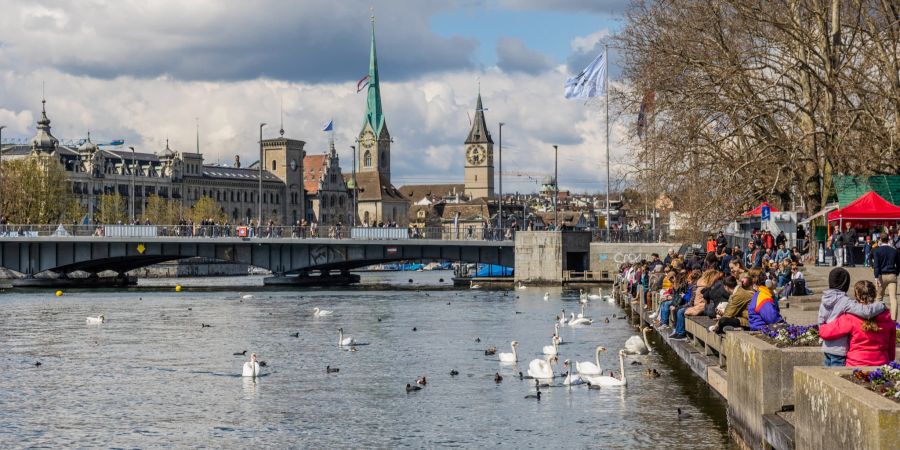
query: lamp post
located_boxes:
[0,125,5,216]
[128,146,136,223]
[351,144,357,227]
[258,123,266,229]
[553,144,559,231]
[498,122,504,234]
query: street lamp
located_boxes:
[498,122,504,233]
[0,125,5,216]
[128,146,136,223]
[350,145,357,227]
[553,144,559,231]
[258,123,266,229]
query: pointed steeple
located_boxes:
[31,98,59,151]
[466,91,493,144]
[363,15,386,136]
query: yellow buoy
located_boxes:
[175,285,182,292]
[55,290,63,297]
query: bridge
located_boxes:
[0,232,514,286]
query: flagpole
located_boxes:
[604,45,611,240]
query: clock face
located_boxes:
[466,145,486,165]
[360,130,376,150]
[290,159,298,171]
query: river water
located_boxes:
[1,272,732,448]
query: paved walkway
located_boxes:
[783,265,878,325]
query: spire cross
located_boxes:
[279,96,285,136]
[370,6,375,23]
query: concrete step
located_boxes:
[797,303,820,311]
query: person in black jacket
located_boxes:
[703,275,730,318]
[873,235,900,321]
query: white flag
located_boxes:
[564,50,607,99]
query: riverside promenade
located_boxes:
[614,265,900,450]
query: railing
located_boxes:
[0,224,517,242]
[562,270,612,282]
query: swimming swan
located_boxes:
[338,328,355,347]
[527,358,554,380]
[543,292,550,301]
[554,323,564,344]
[242,353,260,377]
[498,341,519,363]
[568,312,593,326]
[624,327,652,355]
[313,307,333,317]
[241,294,254,300]
[575,346,607,375]
[542,335,560,356]
[85,315,105,324]
[582,350,627,387]
[562,360,584,385]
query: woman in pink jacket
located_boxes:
[819,280,896,366]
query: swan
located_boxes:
[579,289,587,300]
[470,284,482,290]
[542,335,560,356]
[554,323,564,344]
[527,358,554,380]
[575,346,607,375]
[558,309,568,325]
[242,353,260,377]
[624,327,652,355]
[517,282,527,290]
[85,315,105,324]
[562,360,584,385]
[568,312,593,326]
[582,350,627,387]
[604,294,615,304]
[543,292,550,301]
[241,294,254,300]
[313,307,333,317]
[338,328,355,347]
[498,341,519,363]
[587,287,602,301]
[577,303,592,320]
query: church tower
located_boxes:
[357,17,391,183]
[464,92,494,199]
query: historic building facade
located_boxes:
[0,99,306,225]
[304,141,351,225]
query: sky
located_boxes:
[0,0,635,194]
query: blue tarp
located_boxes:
[474,264,514,277]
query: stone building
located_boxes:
[464,92,495,200]
[0,99,305,225]
[303,141,351,225]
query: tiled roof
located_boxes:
[200,165,281,182]
[398,183,466,202]
[303,154,327,194]
[353,171,407,202]
[441,197,493,221]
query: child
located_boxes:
[819,281,896,366]
[817,268,887,366]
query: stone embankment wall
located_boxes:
[589,242,686,274]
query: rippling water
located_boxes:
[0,272,732,448]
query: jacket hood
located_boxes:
[821,288,847,309]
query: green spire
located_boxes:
[364,18,385,135]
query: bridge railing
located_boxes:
[0,224,516,242]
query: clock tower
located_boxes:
[464,92,494,199]
[357,17,391,183]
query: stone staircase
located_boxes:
[782,269,830,312]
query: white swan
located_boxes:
[517,282,527,290]
[543,292,550,301]
[577,303,592,320]
[527,358,554,380]
[313,307,333,317]
[604,295,615,304]
[470,284,482,290]
[624,327,652,355]
[583,350,627,387]
[498,341,519,363]
[558,309,568,325]
[575,346,606,375]
[568,312,593,327]
[241,294,254,300]
[85,314,105,324]
[242,353,260,377]
[542,335,560,356]
[562,360,584,385]
[554,323,564,344]
[338,327,355,347]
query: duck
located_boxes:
[326,365,340,373]
[524,391,542,400]
[416,376,427,386]
[85,315,106,324]
[450,369,459,376]
[233,350,247,356]
[586,382,602,390]
[242,353,260,377]
[494,372,503,383]
[406,383,422,392]
[624,327,652,355]
[498,341,519,363]
[338,328,355,347]
[313,307,333,317]
[34,361,42,367]
[201,323,212,328]
[581,350,628,387]
[290,332,300,338]
[484,346,497,356]
[677,407,692,419]
[604,317,610,324]
[645,368,661,378]
[475,337,481,343]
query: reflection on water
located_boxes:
[0,271,733,448]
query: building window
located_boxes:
[272,160,277,171]
[364,151,371,167]
[275,194,280,204]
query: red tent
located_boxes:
[743,202,780,217]
[827,191,900,221]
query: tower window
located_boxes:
[380,151,386,168]
[272,160,277,171]
[364,151,371,167]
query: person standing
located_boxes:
[830,226,844,267]
[873,235,900,321]
[844,223,857,267]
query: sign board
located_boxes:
[237,226,249,237]
[760,205,771,222]
[386,247,398,255]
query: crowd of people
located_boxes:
[618,233,897,368]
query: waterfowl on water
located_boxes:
[494,372,503,383]
[326,365,339,373]
[233,350,246,356]
[406,383,422,392]
[416,376,427,386]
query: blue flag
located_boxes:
[565,50,607,99]
[322,120,333,132]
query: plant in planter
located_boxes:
[847,361,900,403]
[756,323,820,348]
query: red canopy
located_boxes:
[827,191,900,221]
[743,202,780,217]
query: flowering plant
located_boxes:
[757,323,820,348]
[847,362,900,403]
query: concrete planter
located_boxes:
[724,332,823,450]
[794,367,900,450]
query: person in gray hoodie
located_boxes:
[818,267,886,366]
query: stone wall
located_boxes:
[514,231,590,284]
[589,242,685,275]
